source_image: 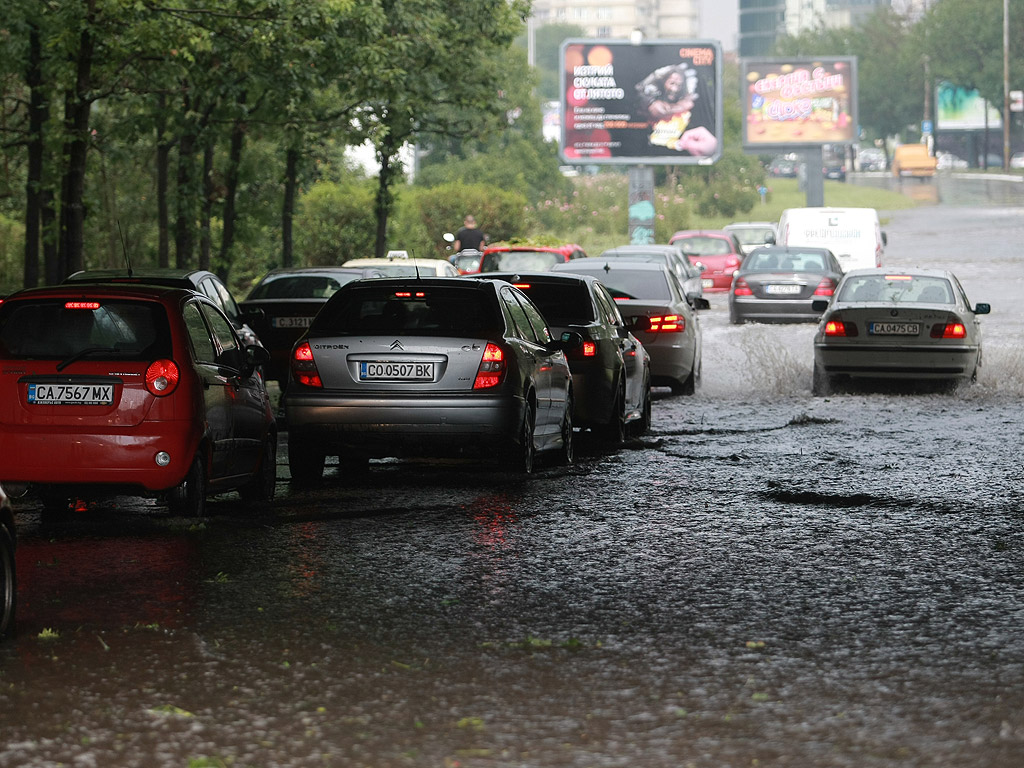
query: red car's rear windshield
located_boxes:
[0,299,172,360]
[313,285,502,337]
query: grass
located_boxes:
[551,176,918,256]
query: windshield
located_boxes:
[0,299,172,360]
[561,269,670,301]
[481,251,564,272]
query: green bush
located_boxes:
[293,179,378,266]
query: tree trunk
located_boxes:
[156,99,171,268]
[282,147,298,268]
[374,133,398,259]
[175,121,196,269]
[23,22,46,288]
[200,142,213,272]
[219,97,247,280]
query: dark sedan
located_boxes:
[283,277,576,479]
[483,272,651,442]
[240,267,383,389]
[728,245,844,325]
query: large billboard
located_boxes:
[741,58,858,149]
[559,39,723,165]
[936,82,1002,130]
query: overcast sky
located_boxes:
[700,0,740,51]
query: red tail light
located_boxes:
[733,278,753,297]
[582,341,597,357]
[931,320,967,339]
[823,314,858,337]
[474,342,507,389]
[649,314,685,333]
[145,359,180,396]
[291,342,323,388]
[813,278,836,296]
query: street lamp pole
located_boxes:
[1004,0,1010,169]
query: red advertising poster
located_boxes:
[742,58,858,149]
[560,39,722,166]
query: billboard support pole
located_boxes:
[628,166,656,244]
[804,147,825,207]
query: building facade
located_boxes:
[530,0,701,40]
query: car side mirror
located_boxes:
[554,331,583,351]
[811,299,830,313]
[692,297,711,311]
[974,302,991,315]
[881,232,888,246]
[242,306,266,322]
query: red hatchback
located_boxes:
[479,243,588,273]
[0,284,277,516]
[669,230,744,293]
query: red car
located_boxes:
[0,284,277,516]
[479,243,588,273]
[668,230,744,293]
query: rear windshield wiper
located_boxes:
[56,347,124,372]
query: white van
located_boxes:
[776,207,886,272]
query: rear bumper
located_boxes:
[731,298,821,323]
[285,391,524,458]
[814,342,979,379]
[0,424,199,491]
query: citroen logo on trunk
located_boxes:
[390,340,404,350]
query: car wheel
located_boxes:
[240,435,277,503]
[601,382,627,444]
[557,394,574,466]
[288,441,325,485]
[509,401,535,474]
[0,520,15,641]
[167,450,207,517]
[633,379,652,437]
[811,363,833,397]
[676,358,698,396]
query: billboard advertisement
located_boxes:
[935,82,1002,130]
[559,39,722,165]
[741,58,858,149]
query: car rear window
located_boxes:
[558,268,671,301]
[247,274,361,300]
[838,275,954,304]
[745,251,828,272]
[481,251,564,272]
[0,299,172,360]
[313,285,502,336]
[512,282,595,325]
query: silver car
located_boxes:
[552,260,702,396]
[283,277,576,478]
[811,268,990,395]
[598,244,708,307]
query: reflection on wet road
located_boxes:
[2,190,1024,767]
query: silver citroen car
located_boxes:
[283,277,576,479]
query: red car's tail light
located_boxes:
[931,320,967,339]
[474,342,507,389]
[145,359,180,396]
[582,341,597,357]
[291,342,323,388]
[814,278,836,296]
[823,314,858,337]
[733,278,753,297]
[649,314,685,333]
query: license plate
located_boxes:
[765,284,801,295]
[701,278,714,288]
[869,321,920,336]
[359,362,435,381]
[28,382,114,405]
[271,316,313,329]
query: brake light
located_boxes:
[474,342,506,389]
[582,341,597,357]
[931,321,967,339]
[145,359,180,396]
[813,278,836,296]
[65,301,100,310]
[291,341,322,388]
[649,315,685,333]
[733,278,753,297]
[512,283,531,290]
[823,314,858,337]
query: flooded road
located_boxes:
[2,178,1024,767]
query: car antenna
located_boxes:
[411,247,421,279]
[117,220,133,277]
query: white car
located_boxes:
[811,268,990,395]
[343,254,460,277]
[723,221,778,255]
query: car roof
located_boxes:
[671,229,733,237]
[748,245,833,255]
[342,258,446,267]
[65,268,217,284]
[724,222,776,229]
[552,259,668,273]
[479,271,598,286]
[4,282,198,303]
[841,267,952,279]
[600,245,681,256]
